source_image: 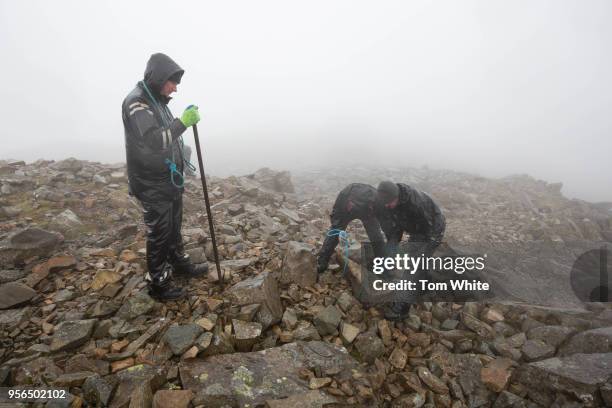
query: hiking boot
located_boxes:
[383,302,411,321]
[148,282,186,301]
[173,261,208,278]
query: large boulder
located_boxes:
[0,269,26,284]
[558,326,612,356]
[313,305,342,336]
[353,331,385,364]
[250,168,295,193]
[0,307,31,327]
[232,319,262,352]
[0,227,63,266]
[514,352,612,407]
[227,271,283,329]
[117,292,156,320]
[110,364,166,408]
[163,324,204,356]
[0,282,37,309]
[33,186,64,202]
[179,341,356,407]
[51,158,83,173]
[526,325,576,349]
[48,209,84,239]
[448,353,493,406]
[13,357,63,385]
[50,319,97,352]
[153,390,193,408]
[82,375,115,407]
[266,391,337,407]
[281,241,317,287]
[521,339,555,362]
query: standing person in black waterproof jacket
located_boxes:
[376,181,446,319]
[317,183,389,274]
[122,53,208,301]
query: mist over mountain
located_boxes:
[1,0,611,202]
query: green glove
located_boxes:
[180,105,200,127]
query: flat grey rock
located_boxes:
[179,341,357,407]
[0,282,37,309]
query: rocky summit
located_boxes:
[0,158,612,407]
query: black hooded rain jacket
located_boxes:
[122,53,187,202]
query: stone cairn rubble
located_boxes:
[0,158,611,407]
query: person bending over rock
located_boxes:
[376,180,446,320]
[317,183,389,274]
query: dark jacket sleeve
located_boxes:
[125,99,186,151]
[418,192,445,239]
[429,200,446,240]
[361,216,388,258]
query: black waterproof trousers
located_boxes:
[141,194,189,287]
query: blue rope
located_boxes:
[139,80,197,186]
[164,158,184,188]
[327,229,352,275]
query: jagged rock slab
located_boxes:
[449,353,493,407]
[153,389,193,408]
[557,326,612,356]
[179,341,357,407]
[49,209,83,238]
[526,325,576,348]
[0,227,63,266]
[163,324,204,356]
[0,269,27,284]
[220,257,257,272]
[265,390,337,407]
[12,357,63,385]
[232,319,262,352]
[105,319,169,361]
[313,305,342,336]
[82,375,115,407]
[515,352,612,407]
[0,307,31,326]
[521,339,555,362]
[492,391,531,408]
[250,167,295,193]
[117,291,156,320]
[353,331,385,364]
[50,319,97,352]
[227,271,283,329]
[110,364,166,408]
[51,157,83,172]
[281,241,316,287]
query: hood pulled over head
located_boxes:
[143,53,184,95]
[377,180,399,204]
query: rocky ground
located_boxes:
[0,158,611,407]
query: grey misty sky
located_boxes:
[0,0,610,201]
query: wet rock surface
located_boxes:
[0,282,37,309]
[49,319,97,352]
[0,159,611,406]
[515,352,612,407]
[179,341,355,407]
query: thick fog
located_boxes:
[1,0,610,202]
